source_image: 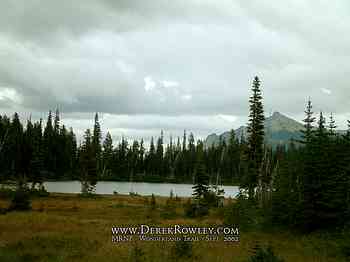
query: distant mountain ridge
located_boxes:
[205,112,304,148]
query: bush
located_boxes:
[0,185,49,200]
[171,238,193,261]
[161,198,177,219]
[196,203,209,217]
[129,245,145,262]
[150,194,156,210]
[81,181,96,195]
[0,188,15,199]
[0,248,34,262]
[203,191,218,206]
[8,188,31,211]
[184,199,209,218]
[129,192,140,197]
[184,199,195,217]
[203,186,225,207]
[339,226,350,258]
[29,186,49,197]
[79,192,97,198]
[224,193,262,231]
[248,244,284,262]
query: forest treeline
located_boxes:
[0,110,243,186]
[1,76,350,232]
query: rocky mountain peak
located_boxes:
[205,112,304,148]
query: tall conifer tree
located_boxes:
[300,99,315,144]
[92,113,102,175]
[244,76,265,199]
[192,141,209,199]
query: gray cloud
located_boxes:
[0,0,350,142]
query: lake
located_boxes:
[43,181,239,198]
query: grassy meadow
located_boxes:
[0,194,347,262]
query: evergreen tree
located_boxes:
[27,119,45,188]
[43,111,55,177]
[328,113,337,136]
[176,137,181,153]
[102,132,113,178]
[188,132,196,181]
[23,119,34,183]
[164,135,174,180]
[156,131,164,176]
[300,99,316,144]
[130,140,140,178]
[182,130,187,152]
[225,129,240,184]
[314,112,347,228]
[0,116,10,170]
[295,100,317,228]
[139,139,145,175]
[114,137,129,180]
[9,113,25,185]
[52,108,61,176]
[67,127,77,177]
[192,141,209,199]
[243,76,265,199]
[92,113,102,175]
[79,129,97,194]
[54,108,60,134]
[147,137,156,177]
[346,120,350,139]
[271,142,301,226]
[57,125,68,177]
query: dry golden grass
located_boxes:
[0,194,346,262]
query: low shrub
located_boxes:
[8,188,31,211]
[0,188,15,199]
[224,193,262,231]
[171,237,193,261]
[29,186,49,197]
[184,199,209,218]
[150,194,156,210]
[161,199,177,219]
[248,244,284,262]
[129,245,145,262]
[129,192,140,197]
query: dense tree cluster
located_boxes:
[0,111,244,187]
[98,128,244,185]
[233,76,350,232]
[0,110,77,188]
[271,99,350,231]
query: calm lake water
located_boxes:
[43,181,239,198]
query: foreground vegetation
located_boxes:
[0,193,348,262]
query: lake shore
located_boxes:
[42,181,239,198]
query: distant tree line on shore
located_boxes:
[0,110,244,187]
[0,110,77,188]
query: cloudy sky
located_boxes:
[0,0,349,144]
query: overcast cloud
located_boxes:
[0,0,350,143]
